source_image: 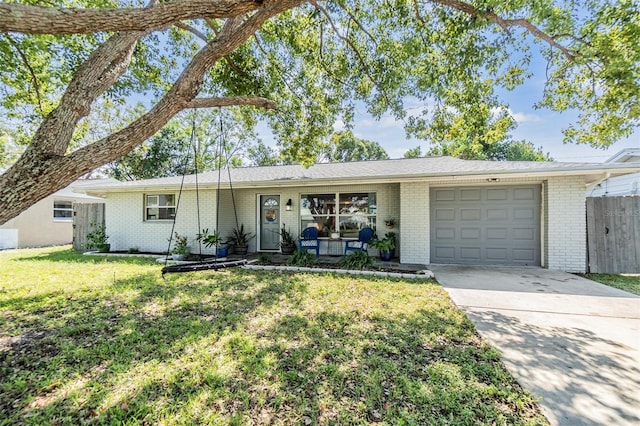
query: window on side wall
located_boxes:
[145,194,176,220]
[53,200,73,222]
[300,192,376,238]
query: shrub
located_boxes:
[287,249,317,267]
[340,250,373,269]
[86,223,109,251]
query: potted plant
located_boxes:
[86,222,110,252]
[171,232,189,260]
[370,232,396,261]
[227,224,255,255]
[384,217,396,229]
[197,228,228,258]
[279,225,296,255]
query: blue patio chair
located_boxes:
[298,227,320,257]
[344,227,374,255]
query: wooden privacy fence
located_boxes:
[73,203,105,251]
[586,196,640,273]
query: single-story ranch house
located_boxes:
[78,156,640,273]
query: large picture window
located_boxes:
[53,200,73,221]
[145,194,176,220]
[300,192,376,238]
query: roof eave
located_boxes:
[78,163,639,196]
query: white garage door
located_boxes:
[430,185,541,266]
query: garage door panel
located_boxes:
[513,249,536,262]
[460,189,481,201]
[513,228,535,241]
[460,247,481,260]
[435,227,455,239]
[435,208,455,221]
[430,185,540,266]
[434,189,455,201]
[487,228,508,240]
[486,248,508,260]
[460,228,481,239]
[486,208,508,220]
[514,207,535,220]
[514,188,535,200]
[461,209,481,220]
[435,247,456,260]
[487,189,508,200]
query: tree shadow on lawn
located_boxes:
[1,269,547,424]
[0,269,307,424]
[13,247,160,266]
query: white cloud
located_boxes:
[332,119,346,131]
[511,111,542,123]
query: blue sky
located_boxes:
[258,42,638,163]
[338,99,639,163]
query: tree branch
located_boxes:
[187,96,277,109]
[30,31,144,155]
[174,22,210,42]
[0,0,263,34]
[66,0,303,166]
[3,34,44,114]
[433,0,575,61]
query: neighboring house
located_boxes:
[0,181,105,249]
[78,157,640,273]
[589,148,640,197]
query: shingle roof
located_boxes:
[77,156,640,193]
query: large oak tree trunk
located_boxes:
[0,0,301,225]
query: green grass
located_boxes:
[0,246,547,425]
[583,273,640,295]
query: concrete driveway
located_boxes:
[430,266,640,426]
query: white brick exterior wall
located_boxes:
[545,176,587,272]
[399,182,430,264]
[104,176,587,272]
[106,190,217,254]
[106,183,399,255]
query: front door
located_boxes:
[260,195,280,250]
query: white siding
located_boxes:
[589,173,640,197]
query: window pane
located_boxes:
[339,216,376,238]
[53,210,73,218]
[158,207,176,220]
[54,201,72,209]
[159,194,175,207]
[339,193,375,214]
[301,194,336,237]
[146,195,159,207]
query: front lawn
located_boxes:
[583,273,640,296]
[0,247,547,425]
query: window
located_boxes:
[145,194,176,220]
[300,192,376,238]
[53,200,73,221]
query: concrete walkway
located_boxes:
[431,266,640,426]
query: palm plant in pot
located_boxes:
[370,232,396,261]
[197,228,228,258]
[227,224,255,255]
[279,225,296,255]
